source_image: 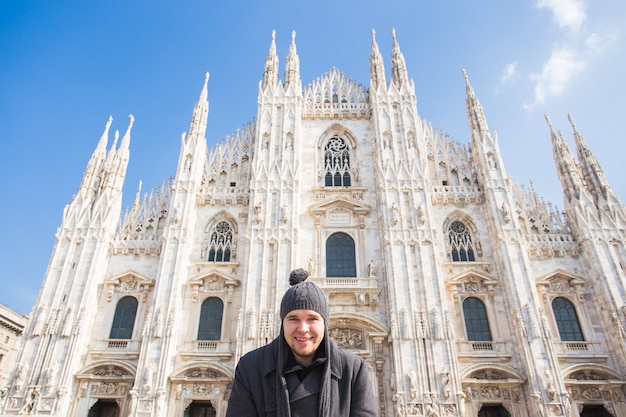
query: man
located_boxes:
[226,268,378,417]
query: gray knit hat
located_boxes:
[279,268,329,320]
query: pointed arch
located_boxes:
[203,213,238,262]
[317,124,358,187]
[443,211,481,262]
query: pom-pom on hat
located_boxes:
[280,268,329,320]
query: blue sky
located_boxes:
[1,0,625,315]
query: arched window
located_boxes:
[552,297,584,341]
[198,297,224,340]
[463,297,492,341]
[324,137,352,187]
[109,296,138,340]
[208,221,233,262]
[326,232,356,277]
[448,220,476,261]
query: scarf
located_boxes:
[276,323,331,417]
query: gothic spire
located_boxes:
[119,113,134,152]
[369,29,386,89]
[81,116,113,191]
[188,72,209,139]
[463,69,491,141]
[569,114,612,203]
[263,30,279,89]
[546,115,586,203]
[390,28,409,87]
[284,30,301,90]
[103,114,133,193]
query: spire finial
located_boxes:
[369,28,386,88]
[390,28,409,86]
[544,114,555,132]
[119,114,133,149]
[567,113,578,132]
[284,29,301,89]
[263,29,279,88]
[98,116,114,147]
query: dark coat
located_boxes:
[225,337,378,417]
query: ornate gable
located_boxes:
[104,271,155,302]
[446,268,498,300]
[188,270,240,303]
[536,268,585,301]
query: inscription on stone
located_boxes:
[329,213,350,225]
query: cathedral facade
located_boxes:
[2,30,626,417]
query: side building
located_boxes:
[0,305,27,389]
[2,30,625,417]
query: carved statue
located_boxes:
[20,387,40,415]
[13,363,28,392]
[368,260,377,277]
[307,256,315,276]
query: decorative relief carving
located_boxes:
[329,328,364,349]
[570,387,602,400]
[480,386,502,399]
[92,366,129,377]
[462,281,480,293]
[570,370,605,380]
[471,370,505,380]
[98,382,118,395]
[185,368,225,379]
[405,402,423,416]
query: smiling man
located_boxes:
[225,268,378,417]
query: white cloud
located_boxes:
[525,46,587,108]
[584,31,616,54]
[534,0,586,32]
[500,62,518,85]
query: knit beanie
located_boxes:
[280,268,329,320]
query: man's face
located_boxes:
[282,309,325,365]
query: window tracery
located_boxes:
[207,221,233,262]
[448,220,477,261]
[324,137,352,187]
